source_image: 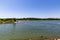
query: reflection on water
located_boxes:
[12,24,16,39]
[12,24,16,34]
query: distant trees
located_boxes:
[0,18,60,24]
[16,18,60,20]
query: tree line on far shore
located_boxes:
[0,18,60,20]
[0,18,60,24]
[16,18,60,20]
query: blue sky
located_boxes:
[0,0,60,18]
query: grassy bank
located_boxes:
[0,18,16,24]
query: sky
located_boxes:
[0,0,60,18]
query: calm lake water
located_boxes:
[0,20,60,40]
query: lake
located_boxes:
[0,20,60,40]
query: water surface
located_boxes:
[0,20,60,40]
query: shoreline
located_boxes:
[10,36,60,40]
[21,36,60,40]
